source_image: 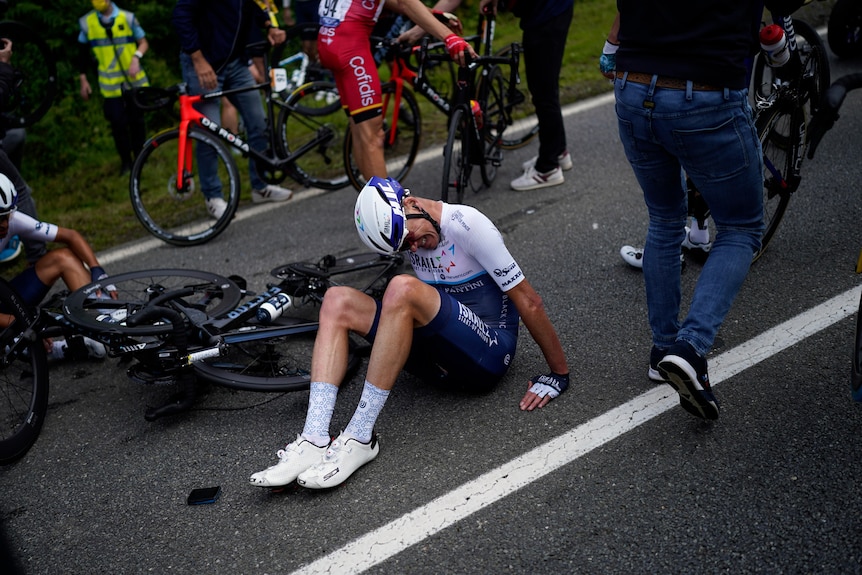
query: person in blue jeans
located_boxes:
[613,0,805,420]
[172,0,293,220]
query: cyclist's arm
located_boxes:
[505,279,570,410]
[53,227,102,274]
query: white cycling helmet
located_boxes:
[354,176,410,255]
[0,173,17,216]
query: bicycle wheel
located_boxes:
[345,81,421,191]
[194,324,363,392]
[0,278,49,465]
[276,80,350,191]
[0,21,57,128]
[852,288,862,402]
[441,107,473,203]
[828,0,862,59]
[130,127,241,246]
[478,65,506,187]
[752,19,830,119]
[63,269,243,338]
[752,104,801,262]
[494,44,539,150]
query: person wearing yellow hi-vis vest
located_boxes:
[77,0,149,175]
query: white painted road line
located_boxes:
[291,284,861,575]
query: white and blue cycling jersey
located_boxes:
[367,202,525,392]
[3,212,59,306]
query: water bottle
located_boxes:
[257,293,291,323]
[470,100,484,130]
[760,24,790,67]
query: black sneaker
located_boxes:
[658,341,720,420]
[648,346,667,383]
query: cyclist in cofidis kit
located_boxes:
[250,176,570,490]
[317,0,474,183]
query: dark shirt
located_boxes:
[616,0,805,90]
[509,0,575,29]
[0,61,14,138]
[172,0,269,72]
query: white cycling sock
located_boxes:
[301,381,338,447]
[689,218,710,244]
[343,380,390,444]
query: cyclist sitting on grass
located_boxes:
[0,173,112,361]
[250,176,570,490]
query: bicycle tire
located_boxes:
[275,80,351,191]
[0,21,57,128]
[345,81,421,191]
[752,19,831,119]
[478,65,506,187]
[130,127,241,246]
[828,0,862,59]
[441,107,472,203]
[752,104,800,262]
[0,278,49,465]
[194,325,364,392]
[852,288,862,402]
[63,269,243,338]
[494,44,539,150]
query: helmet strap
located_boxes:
[406,207,441,237]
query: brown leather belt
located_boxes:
[616,71,722,92]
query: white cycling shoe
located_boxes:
[296,432,379,489]
[249,435,329,488]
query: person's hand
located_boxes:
[479,0,497,17]
[444,34,475,67]
[0,38,12,64]
[90,266,118,299]
[80,78,93,101]
[129,57,141,77]
[268,26,286,46]
[519,372,570,411]
[599,40,618,81]
[434,10,463,36]
[192,52,218,91]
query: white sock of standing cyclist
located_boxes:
[688,217,710,245]
[343,380,390,443]
[301,381,338,447]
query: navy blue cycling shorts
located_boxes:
[364,288,518,393]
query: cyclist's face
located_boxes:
[0,213,10,238]
[400,219,439,252]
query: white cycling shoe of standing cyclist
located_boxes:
[620,226,711,269]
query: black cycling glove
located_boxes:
[528,372,570,399]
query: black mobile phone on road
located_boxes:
[187,486,221,505]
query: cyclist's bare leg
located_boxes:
[350,116,387,181]
[33,248,91,292]
[310,276,441,391]
[363,275,441,391]
[311,286,378,386]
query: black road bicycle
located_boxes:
[750,14,830,262]
[0,251,404,465]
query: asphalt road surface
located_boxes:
[2,34,862,575]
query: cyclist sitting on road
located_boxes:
[250,176,570,489]
[0,173,111,361]
[316,0,475,183]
